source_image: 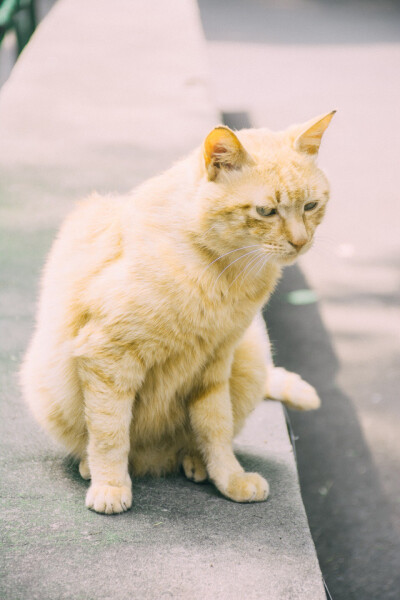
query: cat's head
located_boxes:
[196,112,335,267]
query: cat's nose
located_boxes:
[288,239,307,251]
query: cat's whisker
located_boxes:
[213,248,261,287]
[262,245,284,254]
[230,250,273,293]
[201,244,260,277]
[313,234,338,248]
[314,232,337,242]
[253,253,272,279]
[246,252,271,283]
[201,223,218,237]
[228,251,265,290]
[234,254,266,293]
[240,251,269,280]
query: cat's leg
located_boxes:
[230,315,269,437]
[74,325,145,514]
[188,353,268,503]
[183,314,267,486]
[80,376,134,514]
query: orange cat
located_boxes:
[21,112,335,514]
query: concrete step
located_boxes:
[0,1,325,598]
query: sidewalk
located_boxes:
[0,1,325,598]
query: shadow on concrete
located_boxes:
[266,264,400,600]
[61,449,293,508]
[221,110,400,599]
[198,0,400,45]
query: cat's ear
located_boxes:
[294,111,336,156]
[203,126,253,181]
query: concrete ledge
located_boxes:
[0,1,325,598]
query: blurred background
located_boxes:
[1,1,399,599]
[0,0,52,85]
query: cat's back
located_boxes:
[35,193,127,335]
[47,193,125,281]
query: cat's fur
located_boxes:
[21,112,335,514]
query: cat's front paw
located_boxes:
[221,472,269,503]
[86,484,132,514]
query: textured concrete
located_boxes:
[0,1,325,598]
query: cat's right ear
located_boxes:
[203,127,253,181]
[293,111,336,156]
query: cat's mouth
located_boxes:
[276,253,298,266]
[275,242,311,264]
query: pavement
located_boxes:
[197,0,400,598]
[0,1,326,599]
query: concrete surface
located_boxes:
[0,1,325,598]
[197,0,400,598]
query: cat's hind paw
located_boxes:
[86,484,132,514]
[221,472,269,503]
[182,454,208,483]
[284,378,321,411]
[79,458,91,480]
[266,366,321,411]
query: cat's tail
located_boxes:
[265,366,321,411]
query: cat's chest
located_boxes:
[159,288,258,360]
[138,297,249,404]
[192,296,248,340]
[109,249,269,368]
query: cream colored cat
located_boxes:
[21,112,335,514]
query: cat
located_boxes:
[20,111,335,514]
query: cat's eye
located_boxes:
[304,202,318,212]
[256,206,277,217]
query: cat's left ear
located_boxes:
[203,126,254,181]
[294,111,336,156]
